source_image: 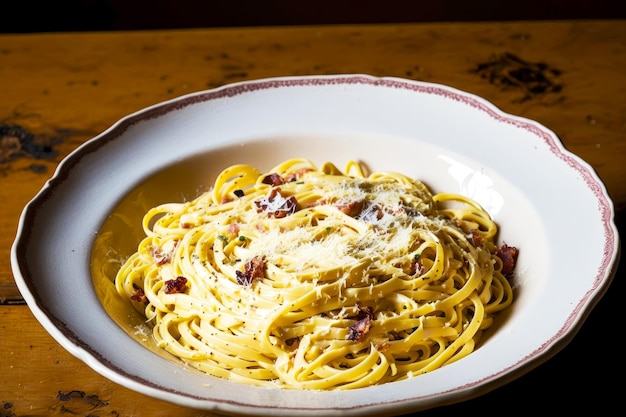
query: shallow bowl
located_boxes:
[11,74,619,416]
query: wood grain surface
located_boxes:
[1,20,624,416]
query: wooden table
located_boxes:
[1,20,624,416]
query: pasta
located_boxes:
[115,158,518,390]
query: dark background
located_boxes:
[4,0,626,33]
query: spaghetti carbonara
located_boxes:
[115,158,518,390]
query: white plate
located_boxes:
[11,74,620,416]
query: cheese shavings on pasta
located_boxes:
[115,158,518,390]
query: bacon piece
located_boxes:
[227,223,241,235]
[236,256,267,286]
[468,230,484,247]
[496,243,519,276]
[285,168,313,182]
[347,305,374,342]
[335,199,365,217]
[255,188,298,218]
[376,341,390,352]
[359,203,384,223]
[399,205,419,217]
[164,276,188,294]
[409,255,424,276]
[150,241,178,265]
[261,173,285,186]
[130,284,148,304]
